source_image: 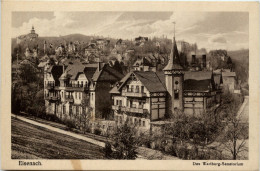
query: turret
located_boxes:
[31,25,35,34]
[163,22,184,115]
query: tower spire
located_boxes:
[163,22,183,71]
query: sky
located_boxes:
[12,11,249,51]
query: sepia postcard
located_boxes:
[1,1,259,170]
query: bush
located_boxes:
[64,119,76,130]
[104,142,113,159]
[94,128,101,135]
[85,126,91,133]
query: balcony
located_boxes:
[64,84,88,92]
[65,95,74,103]
[112,105,148,114]
[46,83,55,90]
[126,107,148,114]
[122,91,146,98]
[112,105,121,110]
[45,95,60,101]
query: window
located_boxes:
[79,93,81,99]
[139,119,141,126]
[63,105,66,114]
[143,121,145,127]
[141,86,144,93]
[75,92,77,99]
[136,86,139,93]
[174,90,179,99]
[131,85,134,92]
[76,106,79,115]
[92,93,93,100]
[69,105,72,115]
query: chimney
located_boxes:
[202,54,206,68]
[192,55,196,64]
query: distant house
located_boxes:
[132,57,156,72]
[17,26,38,42]
[115,39,126,48]
[135,36,148,46]
[222,71,236,93]
[84,44,101,63]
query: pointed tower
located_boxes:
[31,25,35,34]
[163,22,184,115]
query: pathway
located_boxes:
[12,114,105,147]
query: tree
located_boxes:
[106,124,139,159]
[218,93,248,159]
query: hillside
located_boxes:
[11,34,118,61]
[228,49,249,85]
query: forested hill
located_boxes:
[11,34,118,58]
[228,49,249,85]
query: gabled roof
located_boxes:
[64,60,86,80]
[184,71,215,92]
[134,71,166,92]
[51,66,63,83]
[84,67,97,81]
[132,57,154,67]
[111,71,166,94]
[92,64,124,82]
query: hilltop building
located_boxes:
[17,26,38,43]
[135,36,148,46]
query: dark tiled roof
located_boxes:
[134,71,166,92]
[184,79,212,92]
[156,71,166,87]
[51,66,63,84]
[84,67,97,81]
[92,64,124,82]
[46,66,53,73]
[65,62,86,80]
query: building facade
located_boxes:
[44,59,124,126]
[110,36,221,130]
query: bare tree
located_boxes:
[219,93,248,159]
